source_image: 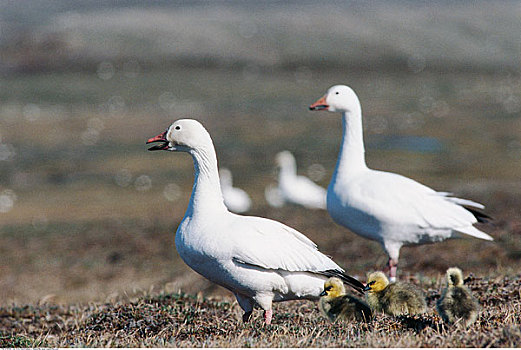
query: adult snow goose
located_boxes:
[273,150,327,210]
[309,85,493,282]
[219,167,252,213]
[146,119,364,324]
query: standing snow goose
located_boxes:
[219,167,252,213]
[272,150,327,210]
[309,85,493,282]
[146,119,365,324]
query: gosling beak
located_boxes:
[363,284,372,292]
[309,95,329,111]
[319,290,327,297]
[146,131,169,151]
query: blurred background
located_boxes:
[0,0,520,304]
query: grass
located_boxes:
[1,273,519,347]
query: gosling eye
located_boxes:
[325,286,333,291]
[368,281,376,286]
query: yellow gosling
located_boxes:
[319,277,372,322]
[436,267,480,327]
[364,271,426,316]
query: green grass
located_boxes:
[0,333,34,348]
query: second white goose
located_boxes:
[309,85,493,282]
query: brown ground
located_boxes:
[1,272,520,347]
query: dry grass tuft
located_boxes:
[1,274,519,347]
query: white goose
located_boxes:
[219,167,252,213]
[147,119,364,324]
[273,150,327,210]
[309,85,493,282]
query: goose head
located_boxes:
[320,277,346,298]
[219,167,233,187]
[309,85,360,113]
[147,119,212,153]
[275,150,296,169]
[364,271,389,293]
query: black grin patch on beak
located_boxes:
[309,105,329,111]
[363,280,376,292]
[146,132,170,151]
[147,142,170,151]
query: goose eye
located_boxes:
[335,92,339,95]
[175,126,181,130]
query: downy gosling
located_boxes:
[364,271,427,316]
[437,267,480,327]
[319,277,373,322]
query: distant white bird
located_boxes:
[309,85,493,282]
[219,167,252,213]
[147,119,365,324]
[270,150,327,210]
[264,183,285,208]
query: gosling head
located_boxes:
[364,271,390,293]
[320,277,346,299]
[309,85,361,113]
[147,119,212,153]
[446,267,464,287]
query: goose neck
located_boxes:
[334,110,367,178]
[279,161,296,182]
[219,171,232,189]
[187,146,228,216]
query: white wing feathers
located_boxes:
[443,194,485,209]
[354,171,491,236]
[231,215,342,273]
[453,224,493,240]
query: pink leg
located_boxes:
[387,258,398,282]
[263,309,273,325]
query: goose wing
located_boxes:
[230,215,340,272]
[348,170,492,240]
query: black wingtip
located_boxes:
[322,269,366,294]
[464,206,493,223]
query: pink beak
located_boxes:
[309,95,329,111]
[146,131,169,151]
